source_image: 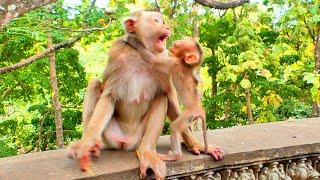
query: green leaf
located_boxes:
[216,72,225,82]
[226,73,237,82]
[303,73,315,84]
[260,69,272,78]
[240,79,251,89]
[311,15,320,24]
[309,6,318,16]
[310,86,318,99]
[226,36,237,43]
[232,65,244,73]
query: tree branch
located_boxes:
[33,19,108,32]
[232,8,238,22]
[0,31,96,75]
[219,9,228,17]
[61,104,82,109]
[195,0,249,9]
[36,108,52,151]
[1,86,14,99]
[0,0,57,29]
[170,0,178,18]
[1,82,21,99]
[154,0,161,12]
[303,19,315,42]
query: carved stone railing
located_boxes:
[0,118,319,180]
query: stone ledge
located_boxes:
[0,118,319,180]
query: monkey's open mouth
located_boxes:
[156,33,170,49]
[159,33,169,41]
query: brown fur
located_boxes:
[126,36,224,161]
[67,11,222,179]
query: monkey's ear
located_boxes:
[124,18,136,33]
[184,54,199,65]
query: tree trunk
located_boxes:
[312,35,320,117]
[316,36,320,72]
[211,75,217,96]
[192,3,200,41]
[47,32,64,148]
[312,102,319,117]
[245,88,254,124]
[210,49,218,121]
[209,74,218,121]
[224,99,230,120]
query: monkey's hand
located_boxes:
[126,35,159,64]
[67,139,102,171]
[67,139,102,158]
[80,139,102,171]
[136,149,166,180]
[67,140,82,159]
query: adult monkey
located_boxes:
[68,11,223,179]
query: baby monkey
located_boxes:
[126,36,209,160]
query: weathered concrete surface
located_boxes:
[0,118,319,180]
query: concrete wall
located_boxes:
[0,118,319,179]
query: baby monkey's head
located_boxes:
[169,38,203,67]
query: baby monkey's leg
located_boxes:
[157,112,190,161]
[194,116,208,154]
[158,110,208,161]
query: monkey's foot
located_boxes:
[136,149,166,180]
[184,141,224,161]
[206,147,224,160]
[157,151,181,161]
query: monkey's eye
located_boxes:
[154,17,164,24]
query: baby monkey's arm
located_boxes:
[126,35,177,74]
